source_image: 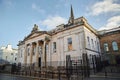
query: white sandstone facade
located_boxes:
[0,44,18,64]
[17,7,101,67]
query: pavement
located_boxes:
[0,73,120,80]
[90,72,120,78]
[0,73,39,80]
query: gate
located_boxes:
[66,54,90,80]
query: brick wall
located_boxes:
[100,31,120,64]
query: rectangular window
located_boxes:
[87,36,90,48]
[104,43,109,52]
[53,42,56,53]
[67,38,73,51]
[91,39,94,49]
[97,42,99,52]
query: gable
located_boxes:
[29,33,39,38]
[25,32,42,40]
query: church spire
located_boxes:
[68,5,74,24]
[70,5,74,19]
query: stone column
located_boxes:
[36,41,39,68]
[42,41,46,68]
[24,45,27,65]
[30,43,33,66]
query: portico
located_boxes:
[18,24,51,69]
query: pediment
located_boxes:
[25,32,41,40]
[30,33,39,38]
[24,31,48,41]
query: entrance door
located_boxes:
[38,57,41,67]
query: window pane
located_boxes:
[104,43,109,52]
[67,38,72,51]
[112,41,118,51]
[53,42,56,52]
[91,39,94,49]
[87,36,90,48]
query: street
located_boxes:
[0,74,37,80]
[0,73,120,80]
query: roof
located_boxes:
[98,26,120,35]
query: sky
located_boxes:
[0,0,120,48]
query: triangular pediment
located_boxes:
[25,32,42,40]
[30,33,39,38]
[24,31,48,41]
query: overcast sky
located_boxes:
[0,0,120,48]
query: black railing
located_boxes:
[0,55,120,80]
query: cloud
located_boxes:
[32,3,45,13]
[38,16,67,30]
[99,15,120,30]
[2,0,14,8]
[90,0,120,16]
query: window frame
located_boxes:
[103,43,109,52]
[67,37,73,51]
[91,39,94,49]
[87,36,90,48]
[53,42,56,53]
[112,41,118,51]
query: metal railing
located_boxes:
[0,55,120,80]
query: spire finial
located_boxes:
[71,5,74,19]
[68,5,74,24]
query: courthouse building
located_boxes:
[17,6,101,68]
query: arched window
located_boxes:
[112,41,118,51]
[104,43,109,52]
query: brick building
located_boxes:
[99,27,120,64]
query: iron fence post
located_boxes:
[58,69,61,80]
